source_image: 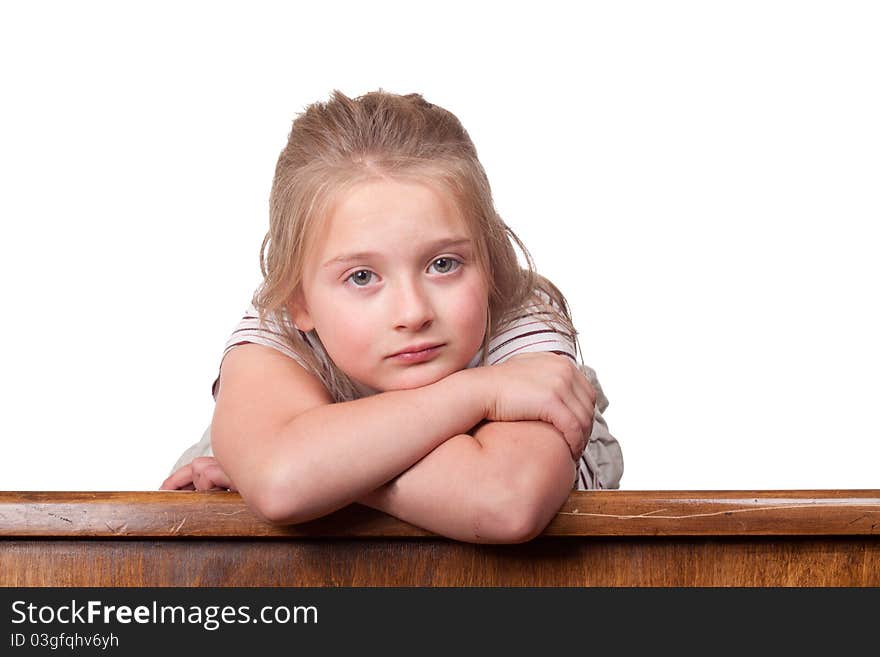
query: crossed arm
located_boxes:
[161,345,595,543]
[356,420,577,542]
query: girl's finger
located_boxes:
[547,398,585,459]
[204,464,234,490]
[159,464,194,490]
[560,389,590,447]
[561,375,595,458]
[570,365,597,408]
[191,457,225,489]
[561,375,595,442]
[194,463,234,491]
[573,374,597,425]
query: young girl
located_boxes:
[161,90,623,543]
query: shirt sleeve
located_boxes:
[485,303,578,365]
[210,304,312,400]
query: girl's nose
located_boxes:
[393,279,435,330]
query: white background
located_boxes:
[1,1,877,491]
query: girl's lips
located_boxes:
[390,345,443,363]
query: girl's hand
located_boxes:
[159,457,237,491]
[477,352,597,460]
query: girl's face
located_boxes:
[291,178,489,392]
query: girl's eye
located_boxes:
[430,257,460,274]
[347,270,374,286]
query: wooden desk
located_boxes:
[2,490,878,586]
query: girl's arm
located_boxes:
[358,419,577,543]
[211,345,592,534]
[212,344,485,525]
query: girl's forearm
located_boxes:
[358,420,576,543]
[245,367,488,524]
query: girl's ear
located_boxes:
[288,291,315,332]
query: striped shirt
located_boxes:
[173,293,623,491]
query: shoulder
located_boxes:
[216,342,332,410]
[211,304,327,399]
[223,304,306,360]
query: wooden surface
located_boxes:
[2,490,878,586]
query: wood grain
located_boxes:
[2,491,878,586]
[2,537,877,586]
[2,490,879,537]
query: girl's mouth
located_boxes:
[390,345,443,363]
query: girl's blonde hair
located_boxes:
[253,89,578,401]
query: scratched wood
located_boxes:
[1,491,878,586]
[2,490,879,537]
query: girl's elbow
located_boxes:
[484,506,547,544]
[468,422,576,543]
[476,471,566,544]
[476,495,548,544]
[244,473,320,526]
[248,490,297,526]
[246,486,295,525]
[224,447,334,526]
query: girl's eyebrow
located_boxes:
[321,236,473,269]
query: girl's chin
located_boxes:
[377,367,459,392]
